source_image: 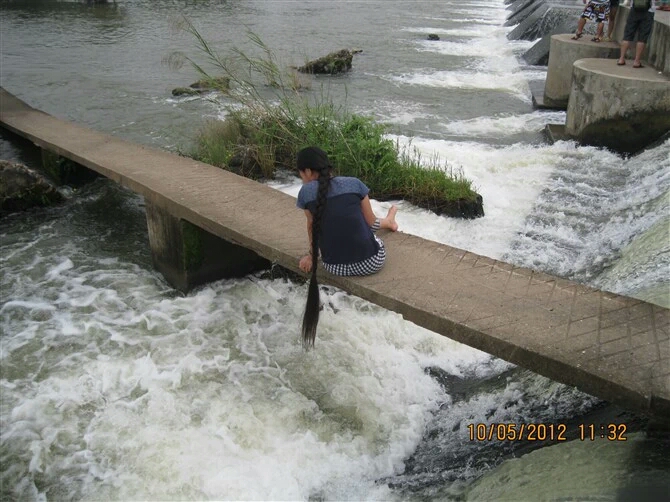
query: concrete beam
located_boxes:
[565,58,670,154]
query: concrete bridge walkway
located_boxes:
[1,88,668,422]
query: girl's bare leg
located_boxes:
[380,205,398,232]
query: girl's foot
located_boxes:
[381,205,399,232]
[571,32,583,40]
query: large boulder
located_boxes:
[296,49,362,74]
[0,160,64,215]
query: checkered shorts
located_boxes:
[581,2,610,22]
[323,219,386,276]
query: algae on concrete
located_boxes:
[182,220,205,271]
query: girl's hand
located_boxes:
[299,254,313,273]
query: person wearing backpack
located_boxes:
[616,0,657,68]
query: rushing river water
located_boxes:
[1,0,669,500]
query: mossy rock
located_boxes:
[0,160,65,215]
[439,195,484,219]
[226,146,274,180]
[172,87,202,97]
[172,76,231,97]
[374,191,484,219]
[189,76,230,91]
[427,34,440,41]
[296,49,362,75]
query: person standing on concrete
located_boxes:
[617,0,657,67]
[572,0,610,41]
[603,0,620,41]
[296,146,398,347]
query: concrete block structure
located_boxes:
[565,58,670,154]
[648,10,670,74]
[543,34,620,109]
[536,6,670,153]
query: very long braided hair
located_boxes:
[297,147,333,348]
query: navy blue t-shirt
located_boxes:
[297,176,379,265]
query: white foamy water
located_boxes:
[507,140,670,288]
[391,69,533,101]
[447,17,506,25]
[402,26,496,37]
[415,39,507,58]
[1,224,498,500]
[440,111,567,137]
[449,8,508,21]
[387,137,567,258]
[357,99,438,126]
[389,23,534,100]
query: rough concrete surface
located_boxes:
[544,34,620,108]
[505,0,543,27]
[565,58,670,153]
[648,10,670,75]
[1,87,668,421]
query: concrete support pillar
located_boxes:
[565,58,670,154]
[610,5,630,44]
[41,148,97,185]
[145,200,270,292]
[543,34,620,109]
[648,10,670,75]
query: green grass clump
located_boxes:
[170,17,482,217]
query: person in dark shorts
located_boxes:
[295,146,398,346]
[617,0,657,68]
[604,0,620,41]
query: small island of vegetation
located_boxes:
[168,18,484,218]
